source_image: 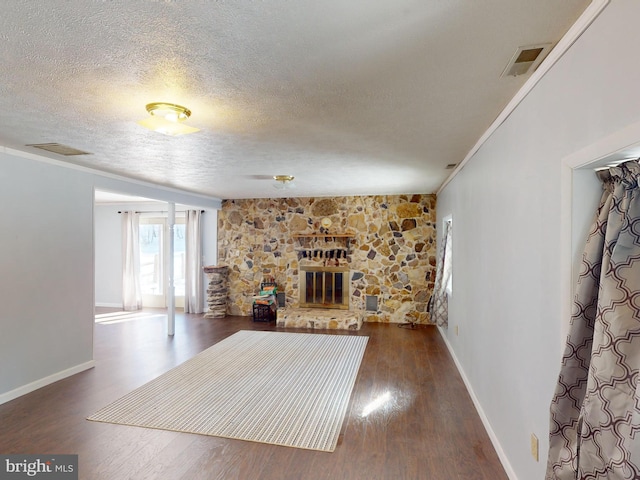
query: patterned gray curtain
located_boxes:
[430,219,452,327]
[546,160,640,479]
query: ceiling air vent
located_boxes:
[26,143,92,156]
[501,43,552,77]
[445,163,457,169]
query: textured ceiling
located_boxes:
[0,1,589,200]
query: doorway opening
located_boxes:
[562,121,640,343]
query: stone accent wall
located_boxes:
[217,194,437,323]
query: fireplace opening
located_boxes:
[299,266,349,309]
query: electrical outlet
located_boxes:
[530,433,539,461]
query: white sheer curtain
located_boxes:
[184,210,204,313]
[121,211,142,311]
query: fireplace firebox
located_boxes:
[299,266,349,309]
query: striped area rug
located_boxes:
[88,330,368,452]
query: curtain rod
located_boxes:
[117,210,205,214]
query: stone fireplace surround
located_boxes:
[217,194,437,325]
[279,262,358,330]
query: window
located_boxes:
[443,217,453,296]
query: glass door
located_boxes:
[139,217,186,308]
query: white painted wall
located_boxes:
[94,203,218,308]
[94,204,123,307]
[436,2,640,479]
[0,147,220,403]
[0,151,95,399]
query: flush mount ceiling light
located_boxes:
[273,175,295,190]
[137,102,200,136]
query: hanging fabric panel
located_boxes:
[430,219,452,327]
[546,161,640,479]
[122,211,142,311]
[184,210,204,314]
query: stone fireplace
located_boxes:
[280,263,361,329]
[299,265,349,310]
[217,194,437,324]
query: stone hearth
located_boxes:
[277,307,363,330]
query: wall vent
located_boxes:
[365,295,378,312]
[501,43,552,77]
[26,143,92,156]
[445,163,457,169]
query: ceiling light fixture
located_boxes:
[137,102,200,136]
[273,175,295,190]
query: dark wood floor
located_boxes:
[0,310,507,480]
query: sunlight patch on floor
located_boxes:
[95,310,166,324]
[361,391,392,417]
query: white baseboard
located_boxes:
[95,302,122,308]
[0,360,96,406]
[436,327,518,480]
